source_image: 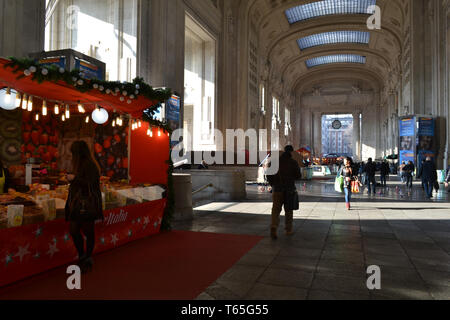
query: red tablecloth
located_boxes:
[0,199,166,287]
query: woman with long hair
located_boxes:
[65,140,103,273]
[339,157,357,210]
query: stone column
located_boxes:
[312,111,322,158]
[0,0,45,57]
[353,111,361,161]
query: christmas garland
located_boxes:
[4,56,176,230]
[4,57,172,108]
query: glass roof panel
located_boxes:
[305,54,366,68]
[297,31,370,50]
[285,0,377,24]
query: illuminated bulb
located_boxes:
[62,115,65,122]
[112,120,116,127]
[85,116,89,123]
[22,94,27,110]
[15,92,22,109]
[42,101,47,116]
[158,128,161,137]
[65,105,70,119]
[149,128,153,137]
[27,96,33,111]
[4,88,11,104]
[35,113,39,121]
[138,120,142,128]
[91,106,109,124]
[78,103,85,113]
[147,129,151,136]
[54,104,59,115]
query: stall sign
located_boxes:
[74,58,103,80]
[38,57,66,70]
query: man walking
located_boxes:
[418,157,437,199]
[267,145,302,240]
[404,161,415,189]
[380,160,390,187]
[365,158,377,195]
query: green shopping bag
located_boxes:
[334,176,344,193]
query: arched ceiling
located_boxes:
[244,0,408,99]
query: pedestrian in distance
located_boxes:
[339,157,359,211]
[417,157,437,199]
[364,158,377,195]
[380,160,390,187]
[404,161,415,189]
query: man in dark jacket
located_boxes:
[404,161,415,189]
[267,146,301,239]
[365,158,377,194]
[380,160,390,187]
[418,157,437,199]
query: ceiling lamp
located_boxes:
[92,105,109,124]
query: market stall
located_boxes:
[0,57,173,287]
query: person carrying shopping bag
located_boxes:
[339,157,359,211]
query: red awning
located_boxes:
[0,58,159,117]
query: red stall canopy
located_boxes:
[0,58,159,117]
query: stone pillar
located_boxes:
[0,0,45,57]
[353,111,361,161]
[312,112,322,158]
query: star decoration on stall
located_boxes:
[14,244,31,263]
[46,242,59,258]
[33,226,43,238]
[111,234,119,246]
[4,253,13,266]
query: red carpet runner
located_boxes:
[0,230,262,300]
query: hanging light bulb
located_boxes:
[85,115,89,123]
[42,100,47,116]
[112,120,116,127]
[4,88,11,104]
[158,128,161,137]
[78,103,85,113]
[54,103,60,115]
[149,126,153,137]
[27,96,33,112]
[91,105,109,124]
[35,113,39,121]
[117,116,122,126]
[21,94,27,110]
[65,105,70,119]
[15,92,22,109]
[138,120,142,128]
[62,114,66,122]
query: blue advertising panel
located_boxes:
[417,117,436,166]
[74,58,104,80]
[38,57,66,69]
[399,117,415,165]
[166,95,180,122]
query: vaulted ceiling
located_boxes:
[243,0,408,100]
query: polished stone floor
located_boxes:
[173,178,450,300]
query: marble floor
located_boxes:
[173,179,450,300]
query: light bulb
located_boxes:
[138,120,142,128]
[22,94,27,110]
[15,92,22,109]
[42,101,47,116]
[158,128,161,136]
[78,103,85,113]
[91,106,109,124]
[112,120,116,127]
[85,116,89,123]
[62,115,65,122]
[27,96,33,111]
[149,127,153,137]
[35,113,39,121]
[4,88,11,104]
[65,105,70,119]
[54,104,59,115]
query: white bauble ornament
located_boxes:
[91,107,109,124]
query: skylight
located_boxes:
[285,0,377,24]
[297,31,370,50]
[305,54,366,68]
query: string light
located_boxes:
[158,128,161,137]
[148,126,153,137]
[54,103,59,115]
[62,114,66,122]
[78,102,85,113]
[4,88,11,104]
[65,105,70,119]
[15,92,22,109]
[112,120,116,127]
[138,120,142,128]
[27,96,33,112]
[35,113,39,121]
[22,94,27,110]
[42,100,47,116]
[85,116,89,123]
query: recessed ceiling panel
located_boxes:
[297,31,370,50]
[305,54,366,68]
